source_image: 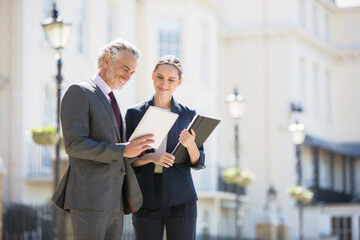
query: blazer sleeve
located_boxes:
[187,109,206,170]
[189,146,206,170]
[61,84,126,164]
[125,109,135,141]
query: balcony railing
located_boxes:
[310,187,353,204]
[218,173,245,195]
[26,138,52,178]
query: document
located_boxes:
[129,106,179,149]
[172,115,220,164]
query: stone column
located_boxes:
[0,172,3,240]
[0,157,7,240]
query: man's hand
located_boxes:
[123,134,154,158]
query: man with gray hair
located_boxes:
[52,38,154,239]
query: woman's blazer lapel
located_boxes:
[166,98,181,152]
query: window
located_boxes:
[43,0,52,19]
[200,26,209,84]
[26,139,52,178]
[299,58,306,112]
[325,70,332,122]
[42,0,52,41]
[107,4,116,43]
[77,0,85,54]
[26,82,55,178]
[44,83,55,126]
[324,13,330,41]
[299,0,305,27]
[331,216,352,240]
[312,5,318,35]
[158,19,181,58]
[313,65,320,117]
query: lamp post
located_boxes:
[266,185,277,208]
[264,185,277,224]
[42,2,71,189]
[288,112,306,240]
[226,89,246,240]
[42,3,71,239]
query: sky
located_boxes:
[336,0,360,7]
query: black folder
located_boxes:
[172,115,220,164]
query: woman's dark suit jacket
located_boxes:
[125,97,206,209]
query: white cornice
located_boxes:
[220,25,360,61]
[198,191,250,203]
[311,0,360,13]
[334,5,360,14]
[191,0,220,12]
[337,49,360,61]
[137,0,220,12]
[314,0,338,11]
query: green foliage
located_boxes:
[31,125,57,134]
[222,167,255,186]
[31,125,59,145]
[287,185,314,204]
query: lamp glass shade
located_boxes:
[226,94,246,119]
[42,17,71,49]
[288,123,306,145]
[267,185,277,202]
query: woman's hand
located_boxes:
[179,129,200,165]
[179,129,196,148]
[149,152,175,168]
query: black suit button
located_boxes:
[112,159,117,163]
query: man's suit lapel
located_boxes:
[88,80,122,142]
[119,110,125,143]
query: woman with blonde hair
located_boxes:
[125,55,206,240]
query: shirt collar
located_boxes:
[92,74,112,102]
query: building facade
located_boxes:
[0,0,359,239]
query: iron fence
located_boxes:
[2,202,258,240]
[3,202,52,240]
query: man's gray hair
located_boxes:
[96,38,141,70]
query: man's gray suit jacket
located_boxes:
[51,80,142,214]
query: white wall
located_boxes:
[135,0,221,192]
[0,0,11,201]
[219,0,360,239]
[0,0,359,239]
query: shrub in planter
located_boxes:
[31,125,59,145]
[287,185,314,204]
[222,167,255,187]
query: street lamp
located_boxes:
[42,3,71,240]
[264,185,277,222]
[42,2,71,189]
[226,89,246,120]
[226,89,246,240]
[266,185,277,204]
[288,104,306,240]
